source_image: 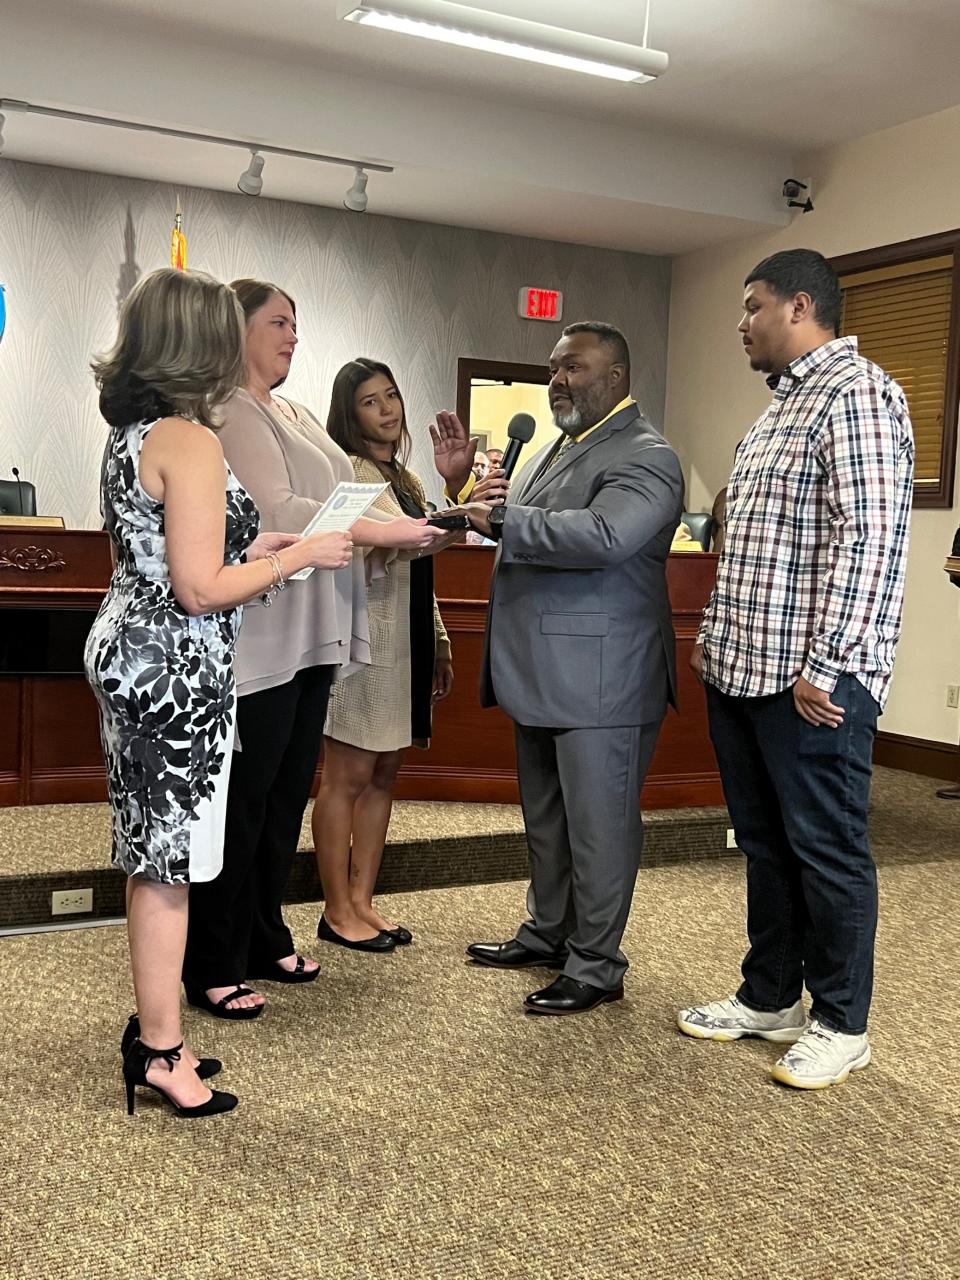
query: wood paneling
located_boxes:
[27,678,108,805]
[0,527,112,607]
[0,678,21,804]
[0,528,111,805]
[364,544,723,809]
[3,531,724,810]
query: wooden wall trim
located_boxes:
[455,356,551,429]
[874,730,959,781]
[830,227,960,274]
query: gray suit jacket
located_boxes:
[480,403,684,729]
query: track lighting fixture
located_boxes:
[238,151,265,197]
[343,168,369,213]
[0,99,394,209]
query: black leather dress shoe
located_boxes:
[317,915,397,952]
[524,974,624,1016]
[466,939,566,969]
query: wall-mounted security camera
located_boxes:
[782,178,814,214]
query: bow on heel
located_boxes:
[121,1012,222,1079]
[123,1037,238,1118]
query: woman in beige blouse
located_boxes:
[314,359,454,950]
[183,284,446,1017]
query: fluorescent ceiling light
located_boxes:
[338,0,668,84]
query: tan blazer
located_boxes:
[351,456,450,668]
[323,456,450,753]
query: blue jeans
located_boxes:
[705,675,879,1034]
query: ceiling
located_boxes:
[2,0,960,254]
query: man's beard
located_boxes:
[552,402,585,436]
[551,383,610,436]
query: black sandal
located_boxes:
[123,1038,237,1118]
[247,955,320,985]
[184,984,265,1020]
[122,1012,222,1078]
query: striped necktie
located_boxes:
[548,434,578,468]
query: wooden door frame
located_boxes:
[455,357,551,430]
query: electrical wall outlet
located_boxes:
[726,829,738,850]
[947,685,959,710]
[51,888,93,916]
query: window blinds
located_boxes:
[839,254,953,485]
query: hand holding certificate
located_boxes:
[289,481,389,580]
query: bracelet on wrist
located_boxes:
[261,555,280,608]
[267,553,286,591]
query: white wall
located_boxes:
[665,104,960,746]
[0,158,671,524]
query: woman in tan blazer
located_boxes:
[314,359,454,949]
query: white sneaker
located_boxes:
[677,994,808,1043]
[770,1020,871,1090]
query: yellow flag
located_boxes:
[170,196,187,270]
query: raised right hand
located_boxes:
[429,411,477,495]
[305,530,354,570]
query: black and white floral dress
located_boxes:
[84,420,260,884]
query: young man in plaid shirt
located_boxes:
[678,248,914,1089]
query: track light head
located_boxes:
[0,112,5,155]
[238,151,265,197]
[343,167,369,213]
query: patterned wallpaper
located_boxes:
[0,159,671,526]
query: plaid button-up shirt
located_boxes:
[699,337,914,708]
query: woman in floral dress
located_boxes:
[85,268,353,1117]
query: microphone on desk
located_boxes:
[498,413,536,481]
[11,467,24,515]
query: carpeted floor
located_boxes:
[0,798,527,879]
[0,764,950,879]
[1,854,958,1279]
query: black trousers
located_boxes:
[184,664,334,989]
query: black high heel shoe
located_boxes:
[123,1038,237,1118]
[121,1013,222,1079]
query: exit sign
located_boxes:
[519,287,563,322]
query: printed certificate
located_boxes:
[289,481,388,580]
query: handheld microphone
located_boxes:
[11,466,24,515]
[499,413,536,480]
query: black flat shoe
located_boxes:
[317,915,397,952]
[123,1038,237,1118]
[122,1013,221,1080]
[184,984,265,1020]
[523,974,624,1016]
[384,926,413,945]
[247,955,321,984]
[466,939,567,969]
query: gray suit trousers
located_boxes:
[513,720,661,990]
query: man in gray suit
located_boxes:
[434,322,683,1015]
